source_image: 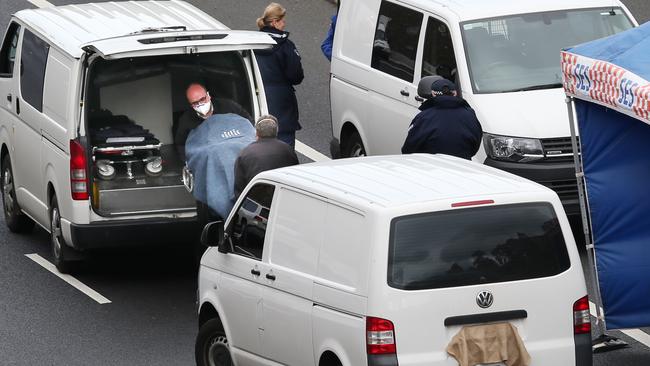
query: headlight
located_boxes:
[483,134,543,163]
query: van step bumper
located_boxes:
[70,217,200,250]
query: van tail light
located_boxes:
[70,140,89,200]
[573,295,591,334]
[366,316,396,355]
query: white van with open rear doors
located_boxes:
[0,1,273,272]
[196,154,591,366]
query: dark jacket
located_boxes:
[401,96,482,160]
[321,14,337,61]
[174,98,252,158]
[255,27,304,133]
[234,137,299,198]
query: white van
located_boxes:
[329,0,638,216]
[0,1,273,272]
[196,154,591,366]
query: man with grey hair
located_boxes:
[233,115,299,198]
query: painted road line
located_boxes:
[25,254,112,305]
[27,0,54,8]
[295,140,330,162]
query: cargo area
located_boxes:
[85,51,254,216]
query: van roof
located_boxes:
[261,154,553,209]
[14,1,227,58]
[407,0,625,22]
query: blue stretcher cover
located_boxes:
[185,113,255,219]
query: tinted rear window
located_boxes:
[388,203,570,290]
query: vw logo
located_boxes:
[476,291,494,308]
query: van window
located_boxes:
[43,49,71,128]
[388,203,571,290]
[461,8,633,93]
[20,29,50,112]
[228,183,276,260]
[371,1,423,82]
[421,17,457,82]
[269,188,326,275]
[0,23,20,76]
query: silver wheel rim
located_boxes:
[3,167,15,217]
[207,335,231,366]
[51,206,63,259]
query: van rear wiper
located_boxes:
[504,83,563,92]
[132,26,188,34]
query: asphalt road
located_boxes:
[0,0,649,365]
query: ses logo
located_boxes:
[573,64,592,93]
[618,78,639,109]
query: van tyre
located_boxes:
[195,318,233,366]
[342,131,366,158]
[50,195,78,274]
[1,155,34,233]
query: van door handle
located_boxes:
[415,95,425,102]
[15,98,20,115]
[265,273,276,281]
[400,89,410,97]
[251,269,261,276]
[6,94,11,102]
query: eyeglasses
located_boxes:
[190,93,210,107]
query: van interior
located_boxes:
[85,51,254,216]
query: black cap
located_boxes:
[431,78,457,96]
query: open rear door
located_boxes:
[82,30,274,59]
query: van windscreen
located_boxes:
[461,7,633,94]
[388,203,570,290]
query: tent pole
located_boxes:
[566,96,627,352]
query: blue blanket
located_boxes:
[185,113,255,218]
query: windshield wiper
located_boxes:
[507,83,563,92]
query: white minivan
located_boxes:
[196,154,591,366]
[329,0,637,216]
[0,1,273,272]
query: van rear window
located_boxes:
[388,203,570,290]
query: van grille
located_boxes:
[542,179,579,201]
[541,137,579,162]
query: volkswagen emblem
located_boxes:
[476,291,494,308]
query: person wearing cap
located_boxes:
[401,78,482,160]
[234,115,299,198]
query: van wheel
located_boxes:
[195,318,233,366]
[342,131,366,158]
[1,155,34,233]
[50,195,78,274]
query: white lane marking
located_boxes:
[295,140,330,162]
[590,300,650,348]
[27,0,54,8]
[25,254,112,305]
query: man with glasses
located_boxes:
[174,82,252,158]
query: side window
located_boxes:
[227,183,276,260]
[371,1,423,82]
[20,29,49,112]
[421,17,457,81]
[0,23,21,76]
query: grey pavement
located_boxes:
[0,0,649,365]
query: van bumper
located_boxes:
[69,217,200,250]
[484,158,580,216]
[574,333,592,366]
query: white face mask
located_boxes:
[193,102,212,118]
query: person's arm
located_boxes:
[216,99,253,123]
[321,15,337,61]
[401,118,421,154]
[233,155,247,200]
[283,40,305,86]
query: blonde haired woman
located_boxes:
[255,2,304,148]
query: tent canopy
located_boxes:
[562,22,650,330]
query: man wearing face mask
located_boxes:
[174,83,252,158]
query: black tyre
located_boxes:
[195,318,233,366]
[50,195,78,274]
[342,131,366,158]
[1,155,34,233]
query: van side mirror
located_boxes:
[200,221,224,248]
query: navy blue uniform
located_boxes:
[402,96,482,160]
[255,27,304,146]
